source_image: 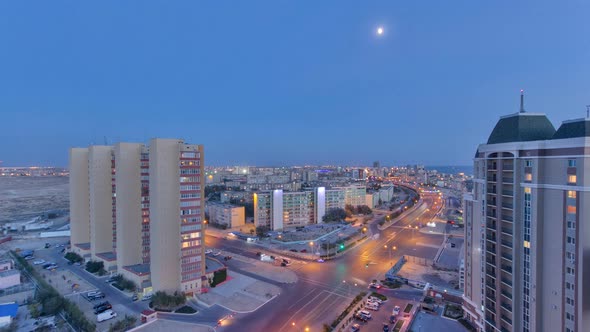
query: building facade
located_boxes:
[463,102,590,332]
[206,202,245,229]
[69,138,206,297]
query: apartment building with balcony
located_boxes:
[206,202,245,229]
[69,138,206,297]
[463,95,589,332]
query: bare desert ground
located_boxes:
[0,176,69,223]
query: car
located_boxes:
[74,262,82,266]
[383,323,390,332]
[300,249,307,253]
[212,251,221,256]
[24,255,35,260]
[289,249,298,252]
[96,310,117,322]
[369,282,382,289]
[255,252,262,256]
[105,277,117,283]
[389,315,396,324]
[366,304,379,311]
[131,294,138,301]
[367,300,381,307]
[33,259,45,265]
[42,263,53,269]
[93,301,109,310]
[368,296,383,304]
[205,249,213,254]
[44,243,51,249]
[350,323,361,332]
[354,313,368,322]
[94,303,112,314]
[392,306,401,316]
[359,310,372,319]
[317,259,325,263]
[223,256,232,261]
[45,264,58,270]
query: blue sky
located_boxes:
[0,1,588,167]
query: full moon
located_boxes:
[377,27,384,35]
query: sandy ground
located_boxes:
[0,176,69,222]
[397,261,459,290]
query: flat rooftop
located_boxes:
[124,263,151,276]
[75,243,91,250]
[96,252,117,261]
[0,269,19,277]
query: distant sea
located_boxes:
[426,165,473,176]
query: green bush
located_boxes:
[112,274,136,292]
[108,315,137,332]
[152,291,186,311]
[370,292,387,301]
[64,252,83,263]
[210,268,227,287]
[443,303,463,319]
[174,305,197,314]
[85,260,104,274]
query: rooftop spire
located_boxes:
[520,89,525,113]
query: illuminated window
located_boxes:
[568,175,577,184]
[525,173,532,182]
[567,206,576,214]
[524,187,531,194]
[524,241,530,248]
[567,191,576,199]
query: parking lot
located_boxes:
[352,294,414,332]
[25,242,141,330]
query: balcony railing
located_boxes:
[501,203,513,209]
[501,264,513,274]
[501,190,513,197]
[501,277,513,287]
[500,289,512,300]
[501,252,513,261]
[501,215,514,222]
[501,228,513,236]
[500,240,512,249]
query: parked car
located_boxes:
[131,294,138,301]
[93,301,109,310]
[94,304,112,314]
[142,293,153,301]
[33,259,45,265]
[354,313,368,322]
[24,255,35,260]
[350,323,361,332]
[367,299,381,307]
[368,296,383,304]
[366,303,379,311]
[44,264,58,270]
[389,315,396,324]
[96,310,117,322]
[212,251,221,256]
[205,249,213,254]
[317,259,325,263]
[358,310,372,319]
[392,306,401,316]
[44,243,51,249]
[383,323,390,332]
[105,277,117,283]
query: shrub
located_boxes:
[210,268,227,287]
[108,315,137,332]
[65,252,84,263]
[152,291,186,311]
[443,303,463,319]
[85,260,104,274]
[112,274,136,292]
[174,305,197,314]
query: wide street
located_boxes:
[210,191,448,332]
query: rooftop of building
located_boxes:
[0,302,18,318]
[553,118,590,140]
[96,252,117,262]
[75,242,91,250]
[123,263,151,276]
[0,269,19,277]
[487,112,556,144]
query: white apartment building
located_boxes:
[463,99,589,332]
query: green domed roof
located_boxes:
[553,118,590,139]
[487,113,556,144]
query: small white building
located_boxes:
[0,270,20,290]
[206,202,245,229]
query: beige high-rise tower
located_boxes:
[463,95,590,332]
[69,148,91,257]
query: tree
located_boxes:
[345,204,355,217]
[357,205,372,215]
[256,226,270,237]
[322,208,347,222]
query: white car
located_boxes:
[33,259,46,265]
[367,299,381,307]
[359,310,372,319]
[366,304,379,311]
[212,251,222,256]
[368,296,383,304]
[392,306,401,316]
[205,249,213,254]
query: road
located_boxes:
[210,192,446,332]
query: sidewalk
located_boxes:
[196,270,280,313]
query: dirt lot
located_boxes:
[0,176,69,223]
[397,261,460,290]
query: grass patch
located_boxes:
[443,303,463,320]
[370,292,387,301]
[174,305,197,314]
[392,320,404,332]
[403,303,413,314]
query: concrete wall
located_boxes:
[0,272,20,290]
[149,139,181,293]
[114,143,143,270]
[89,146,114,258]
[69,148,90,248]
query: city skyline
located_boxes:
[1,1,589,167]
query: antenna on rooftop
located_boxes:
[586,105,589,119]
[520,89,525,113]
